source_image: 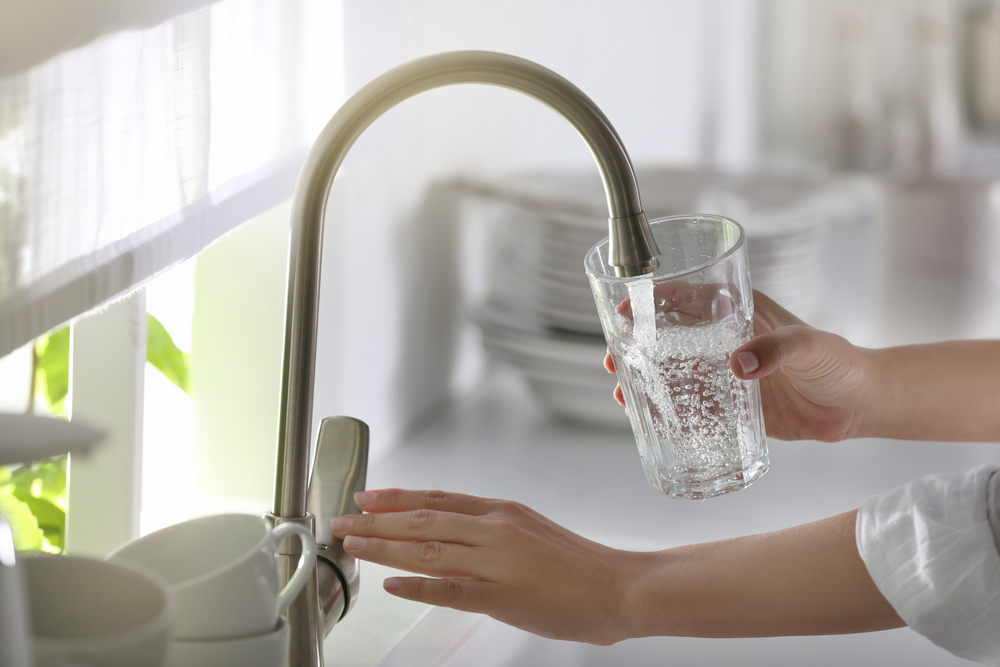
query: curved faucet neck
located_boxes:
[274,50,657,517]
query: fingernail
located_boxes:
[344,535,367,551]
[737,351,759,374]
[354,491,376,508]
[384,577,403,591]
[331,516,353,533]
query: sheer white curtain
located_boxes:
[0,0,344,358]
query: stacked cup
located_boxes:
[106,513,316,667]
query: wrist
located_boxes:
[851,347,892,439]
[618,544,740,638]
[615,549,673,640]
[617,547,722,639]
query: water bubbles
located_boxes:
[618,320,756,483]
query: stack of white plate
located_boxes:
[456,168,854,427]
[695,171,859,322]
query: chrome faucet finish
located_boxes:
[267,416,367,666]
[271,50,658,666]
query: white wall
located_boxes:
[310,0,759,468]
[190,202,291,510]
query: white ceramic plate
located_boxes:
[0,413,105,465]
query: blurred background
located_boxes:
[2,0,1000,551]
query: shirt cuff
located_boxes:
[857,465,1000,666]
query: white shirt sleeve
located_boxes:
[857,464,1000,666]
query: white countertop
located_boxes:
[324,366,1000,666]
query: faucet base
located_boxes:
[268,416,369,666]
[267,513,325,667]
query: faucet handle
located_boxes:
[306,416,368,619]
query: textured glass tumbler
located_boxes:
[585,214,768,499]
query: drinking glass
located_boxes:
[585,214,767,499]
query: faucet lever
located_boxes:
[307,416,369,627]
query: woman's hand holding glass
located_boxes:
[606,288,1000,443]
[330,488,638,645]
[607,289,877,443]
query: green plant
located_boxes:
[34,325,70,416]
[0,312,190,553]
[146,313,191,395]
[0,458,66,552]
[0,482,42,552]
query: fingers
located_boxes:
[730,292,814,379]
[354,488,497,516]
[605,352,625,406]
[331,507,489,546]
[729,324,819,380]
[340,533,485,579]
[332,491,518,581]
[382,576,495,615]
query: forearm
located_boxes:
[621,511,904,638]
[862,340,1000,441]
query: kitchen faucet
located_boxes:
[268,50,660,667]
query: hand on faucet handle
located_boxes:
[330,488,637,646]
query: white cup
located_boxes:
[165,616,290,667]
[107,514,316,640]
[25,554,176,667]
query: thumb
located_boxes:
[730,325,820,380]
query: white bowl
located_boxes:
[27,554,175,667]
[165,617,289,667]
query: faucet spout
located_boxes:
[272,50,657,666]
